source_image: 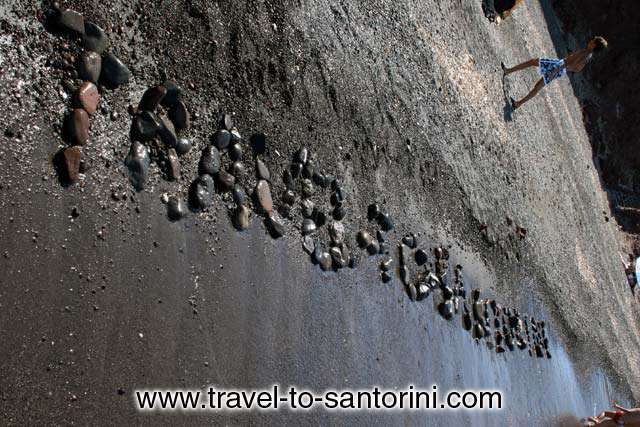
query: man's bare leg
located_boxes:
[503,58,539,76]
[513,78,545,109]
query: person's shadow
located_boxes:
[502,73,514,122]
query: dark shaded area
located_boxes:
[543,0,640,233]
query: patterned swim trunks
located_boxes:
[539,58,566,85]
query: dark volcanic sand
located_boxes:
[1,0,639,425]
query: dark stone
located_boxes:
[102,53,130,87]
[473,324,485,339]
[131,111,161,141]
[175,138,192,155]
[381,271,392,283]
[62,146,82,184]
[462,313,472,330]
[232,186,247,205]
[78,51,101,83]
[330,247,345,268]
[167,196,186,221]
[266,213,285,238]
[357,230,373,248]
[65,108,89,145]
[169,101,189,130]
[330,190,345,206]
[290,162,303,178]
[256,159,270,181]
[233,205,250,231]
[302,160,314,179]
[190,175,215,209]
[367,204,381,221]
[138,85,166,111]
[302,218,316,235]
[296,147,308,164]
[166,148,180,180]
[402,234,417,249]
[415,249,428,266]
[283,190,295,205]
[158,115,178,147]
[407,284,418,301]
[318,252,332,271]
[416,283,430,300]
[83,22,109,53]
[366,240,380,256]
[161,80,182,107]
[216,169,235,192]
[314,210,327,227]
[302,236,315,254]
[439,300,454,320]
[301,199,314,218]
[125,141,150,191]
[230,128,242,144]
[212,129,231,150]
[442,286,454,300]
[312,171,326,187]
[333,204,346,221]
[349,254,358,269]
[199,146,220,175]
[377,212,394,231]
[255,180,273,213]
[229,144,243,161]
[283,170,294,189]
[58,9,84,34]
[312,244,322,265]
[221,113,234,130]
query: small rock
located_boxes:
[399,244,411,266]
[283,190,295,205]
[380,258,393,271]
[138,85,167,111]
[125,141,150,191]
[463,313,472,330]
[314,210,327,227]
[255,180,273,213]
[302,218,316,235]
[131,111,161,141]
[78,51,101,83]
[330,247,347,268]
[233,205,250,231]
[66,108,89,145]
[229,144,243,161]
[212,129,231,150]
[377,212,394,231]
[296,147,308,164]
[231,161,246,178]
[102,53,130,87]
[169,101,190,130]
[158,115,178,147]
[62,146,82,183]
[301,199,314,218]
[415,249,428,266]
[166,148,180,180]
[221,113,234,130]
[328,221,344,244]
[407,283,418,301]
[381,271,392,283]
[283,170,294,189]
[367,203,381,221]
[256,159,270,180]
[290,162,303,178]
[266,213,285,238]
[302,236,315,254]
[199,146,220,175]
[356,230,373,248]
[190,175,215,209]
[333,204,346,221]
[416,283,430,300]
[301,179,313,197]
[402,234,417,249]
[439,300,454,320]
[318,252,332,271]
[230,128,242,143]
[83,22,109,53]
[330,189,345,206]
[232,186,247,205]
[216,169,235,192]
[473,324,485,339]
[366,240,380,255]
[175,138,192,155]
[58,9,84,34]
[161,80,182,107]
[76,81,99,114]
[167,196,186,221]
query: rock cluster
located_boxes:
[52,7,130,185]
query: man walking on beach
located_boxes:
[502,37,608,110]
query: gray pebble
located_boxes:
[83,22,109,53]
[199,146,220,175]
[301,199,314,218]
[303,236,315,254]
[256,159,270,180]
[125,141,150,191]
[175,138,192,155]
[302,218,316,235]
[190,175,215,209]
[101,53,130,87]
[78,51,101,83]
